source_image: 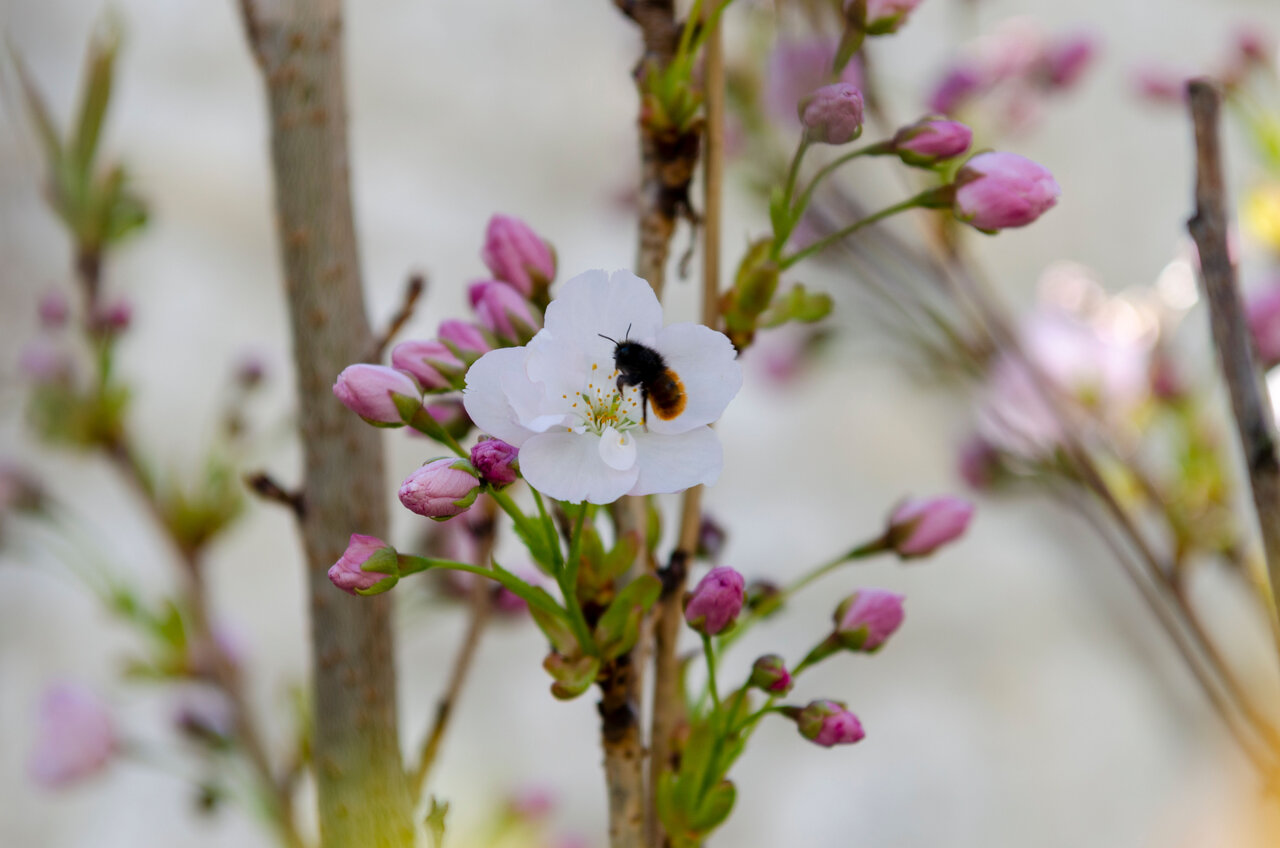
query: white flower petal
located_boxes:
[629,426,723,495]
[525,330,592,401]
[597,426,638,471]
[644,323,743,435]
[520,430,640,504]
[544,269,664,362]
[462,347,538,446]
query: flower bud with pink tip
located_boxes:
[749,654,793,695]
[886,495,974,558]
[684,566,746,636]
[794,699,865,747]
[892,118,972,167]
[28,683,117,787]
[392,340,464,390]
[471,437,519,488]
[399,458,480,521]
[469,281,542,343]
[953,152,1060,231]
[439,319,492,355]
[482,214,556,297]
[328,533,400,595]
[834,589,905,651]
[333,364,422,425]
[1038,33,1097,89]
[799,83,864,145]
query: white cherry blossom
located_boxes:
[462,269,742,504]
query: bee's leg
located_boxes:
[640,387,650,430]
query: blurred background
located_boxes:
[4,0,1280,846]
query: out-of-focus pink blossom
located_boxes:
[1247,281,1280,369]
[956,434,1001,490]
[19,340,74,384]
[927,63,986,115]
[92,299,132,333]
[887,496,974,558]
[1132,65,1187,105]
[28,683,116,788]
[1038,33,1098,89]
[765,39,862,127]
[38,291,70,329]
[481,215,556,297]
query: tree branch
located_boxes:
[235,1,415,844]
[1186,78,1280,646]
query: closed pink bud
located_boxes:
[684,566,746,635]
[887,496,974,557]
[28,683,116,787]
[328,533,399,595]
[892,118,972,166]
[481,214,556,296]
[438,319,492,354]
[861,0,924,35]
[391,340,464,390]
[749,654,793,694]
[399,458,480,520]
[953,152,1060,231]
[469,280,541,343]
[92,299,132,333]
[834,589,905,651]
[333,364,421,424]
[470,437,519,487]
[796,699,865,747]
[1247,282,1280,369]
[928,63,985,114]
[1039,34,1097,89]
[38,291,70,329]
[799,83,864,145]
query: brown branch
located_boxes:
[366,272,426,362]
[647,10,724,845]
[244,470,305,517]
[235,2,415,845]
[599,651,646,848]
[1186,78,1280,644]
[408,498,497,798]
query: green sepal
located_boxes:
[544,652,600,700]
[392,391,429,427]
[598,530,639,583]
[593,574,662,661]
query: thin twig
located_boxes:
[1186,78,1280,643]
[366,272,426,362]
[409,498,497,798]
[244,470,305,517]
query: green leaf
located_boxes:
[674,718,717,809]
[543,652,599,700]
[593,574,661,660]
[8,45,63,165]
[528,601,579,655]
[71,20,120,177]
[760,283,832,328]
[599,530,638,582]
[690,780,736,832]
[424,796,449,848]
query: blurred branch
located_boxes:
[409,497,497,799]
[366,272,426,362]
[1186,78,1280,641]
[235,1,416,844]
[244,470,305,517]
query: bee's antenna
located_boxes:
[625,323,632,341]
[598,333,618,344]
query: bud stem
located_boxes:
[780,188,941,270]
[778,140,896,258]
[702,633,723,712]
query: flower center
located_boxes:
[564,364,643,435]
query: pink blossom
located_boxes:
[28,683,116,788]
[684,566,745,636]
[1247,281,1280,369]
[328,534,399,595]
[392,340,463,390]
[953,152,1060,231]
[765,39,862,127]
[439,319,492,354]
[469,280,541,343]
[333,364,421,424]
[1039,33,1098,89]
[38,291,70,329]
[796,700,865,747]
[887,496,974,558]
[927,63,986,114]
[893,117,972,166]
[481,214,556,296]
[399,458,479,520]
[835,589,905,651]
[800,83,864,145]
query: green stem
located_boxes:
[397,554,568,624]
[674,0,704,63]
[779,189,938,270]
[487,486,540,549]
[559,503,598,656]
[702,633,722,712]
[531,488,565,571]
[781,139,895,253]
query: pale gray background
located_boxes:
[3,0,1280,846]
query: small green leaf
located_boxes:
[593,574,661,660]
[71,19,120,178]
[690,780,736,832]
[544,652,600,700]
[529,602,578,655]
[424,796,449,848]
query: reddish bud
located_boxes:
[392,340,464,390]
[892,117,972,166]
[469,281,542,343]
[470,437,519,487]
[481,214,556,296]
[749,654,793,694]
[800,83,864,145]
[795,699,865,747]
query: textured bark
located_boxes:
[598,652,646,848]
[238,2,415,845]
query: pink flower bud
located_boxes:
[928,63,986,114]
[1039,34,1097,89]
[684,566,746,635]
[799,83,864,145]
[887,496,974,557]
[956,435,1002,491]
[38,291,70,329]
[795,699,865,747]
[1247,282,1280,369]
[470,437,519,487]
[469,280,542,343]
[892,118,972,166]
[765,39,862,128]
[861,0,924,35]
[697,514,727,563]
[327,533,400,595]
[481,215,556,296]
[399,458,480,520]
[1131,65,1186,106]
[438,319,492,354]
[749,654,793,694]
[834,588,905,651]
[28,683,116,787]
[953,152,1060,231]
[332,364,421,424]
[391,340,464,390]
[92,299,132,333]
